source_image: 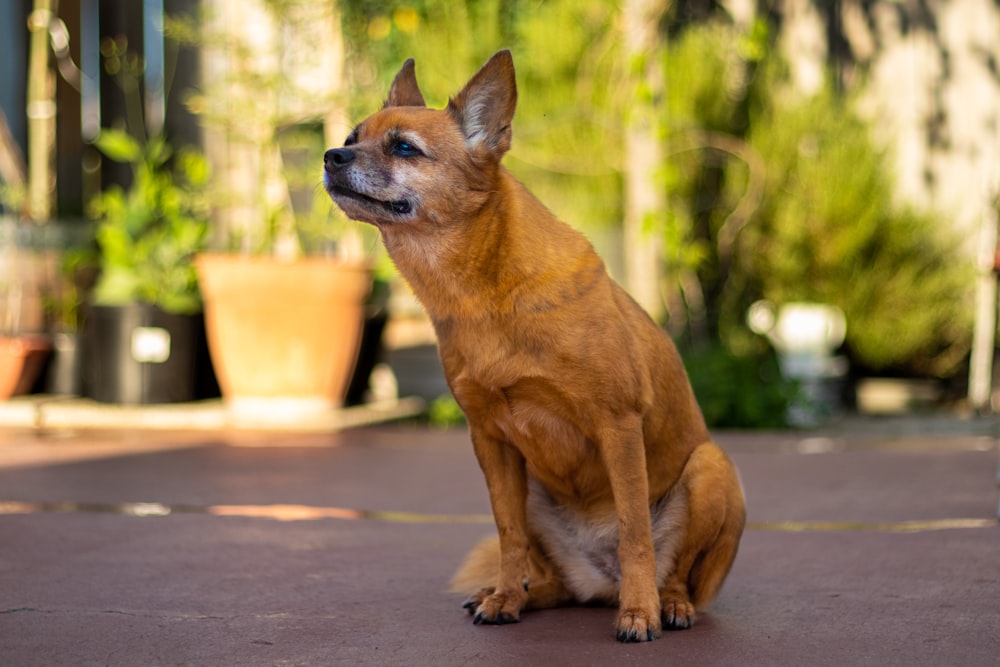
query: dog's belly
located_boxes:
[528,478,688,603]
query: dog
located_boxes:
[323,49,745,643]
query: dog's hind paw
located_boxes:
[661,598,696,630]
[466,590,524,626]
[473,609,519,625]
[461,587,493,615]
[615,608,662,643]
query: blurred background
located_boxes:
[0,0,998,429]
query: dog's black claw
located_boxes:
[473,610,518,625]
[616,628,639,643]
[663,614,693,630]
[462,600,477,614]
[616,626,659,643]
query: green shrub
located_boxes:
[661,22,972,378]
[89,130,209,315]
[740,88,971,376]
[682,344,795,429]
[343,6,972,382]
[428,394,467,428]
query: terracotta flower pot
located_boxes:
[0,335,50,399]
[195,254,371,421]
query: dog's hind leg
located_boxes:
[659,441,745,629]
[450,535,499,609]
[451,535,574,614]
[522,540,575,610]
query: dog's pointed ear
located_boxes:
[447,49,517,156]
[384,58,426,109]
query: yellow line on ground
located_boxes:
[748,518,998,532]
[207,504,493,524]
[0,500,995,532]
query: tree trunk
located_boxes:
[622,0,666,323]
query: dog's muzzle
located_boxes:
[323,149,413,218]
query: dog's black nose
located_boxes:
[324,148,355,170]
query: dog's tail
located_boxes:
[448,535,500,594]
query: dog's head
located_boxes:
[323,50,517,229]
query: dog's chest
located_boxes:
[490,381,604,494]
[448,355,579,449]
[438,315,545,386]
[444,340,606,497]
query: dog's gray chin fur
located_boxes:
[327,185,413,223]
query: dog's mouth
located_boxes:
[328,185,413,218]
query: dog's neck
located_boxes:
[381,168,604,325]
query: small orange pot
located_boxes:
[0,335,50,399]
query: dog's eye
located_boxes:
[391,140,423,157]
[344,130,358,147]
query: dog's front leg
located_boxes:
[600,414,662,642]
[467,424,530,625]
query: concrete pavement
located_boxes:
[1,423,998,665]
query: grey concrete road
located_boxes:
[1,425,998,666]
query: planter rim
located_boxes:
[87,302,204,314]
[0,334,51,355]
[195,252,372,271]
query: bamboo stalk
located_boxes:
[26,0,58,222]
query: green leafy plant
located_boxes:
[682,343,796,429]
[428,393,467,428]
[43,240,96,333]
[166,4,364,259]
[88,129,209,314]
[656,21,971,379]
[741,88,971,376]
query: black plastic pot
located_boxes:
[36,332,82,396]
[82,303,212,404]
[344,280,390,406]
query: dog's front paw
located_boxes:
[661,598,696,630]
[615,607,662,643]
[467,590,524,626]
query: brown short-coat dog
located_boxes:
[324,50,745,643]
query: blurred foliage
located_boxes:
[744,90,971,376]
[88,36,209,314]
[167,3,359,257]
[656,22,971,377]
[89,128,209,314]
[682,342,796,429]
[428,393,467,428]
[340,0,625,232]
[331,0,974,427]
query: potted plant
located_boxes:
[171,2,374,422]
[193,161,373,422]
[30,220,97,396]
[0,217,51,399]
[0,103,49,399]
[83,128,212,404]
